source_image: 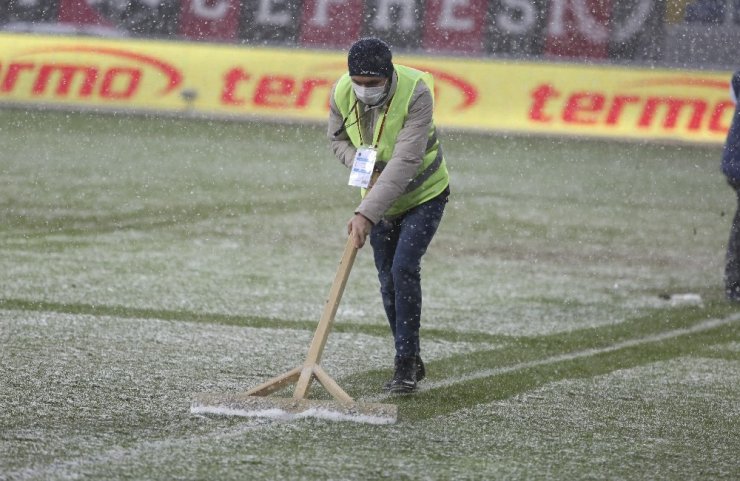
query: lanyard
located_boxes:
[354,95,394,148]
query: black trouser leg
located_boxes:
[725,189,740,299]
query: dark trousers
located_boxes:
[369,188,448,359]
[725,186,740,298]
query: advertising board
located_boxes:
[0,33,732,144]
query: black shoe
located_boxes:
[383,355,425,391]
[389,356,417,394]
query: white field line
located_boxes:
[367,313,740,403]
[190,404,396,425]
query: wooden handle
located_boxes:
[293,236,357,398]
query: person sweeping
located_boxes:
[327,37,450,394]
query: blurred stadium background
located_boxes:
[2,2,739,479]
[1,0,738,70]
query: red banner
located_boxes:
[422,0,488,53]
[57,0,114,28]
[179,0,241,41]
[545,0,612,59]
[299,0,364,49]
[3,1,684,65]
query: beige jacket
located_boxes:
[327,70,434,224]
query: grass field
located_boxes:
[1,108,739,480]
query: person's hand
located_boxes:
[347,214,373,249]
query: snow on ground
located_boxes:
[421,357,740,480]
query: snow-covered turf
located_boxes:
[1,110,738,479]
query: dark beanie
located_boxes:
[348,38,393,78]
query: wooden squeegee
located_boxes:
[191,235,398,424]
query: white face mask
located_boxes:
[352,82,387,106]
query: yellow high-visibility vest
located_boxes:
[334,64,449,217]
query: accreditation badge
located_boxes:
[348,146,377,188]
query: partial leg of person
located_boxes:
[725,187,740,300]
[371,217,406,392]
[370,217,401,337]
[371,192,447,392]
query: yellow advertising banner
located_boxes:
[0,33,733,144]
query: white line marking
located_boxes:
[190,405,395,425]
[367,313,740,402]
